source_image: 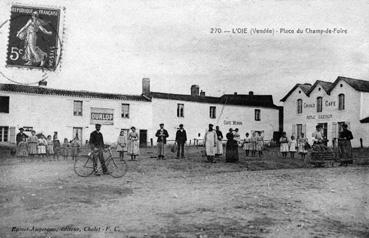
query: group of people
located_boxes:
[278,123,354,161]
[279,132,309,159]
[16,128,81,160]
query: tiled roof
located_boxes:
[331,76,369,93]
[306,80,333,95]
[280,83,312,102]
[0,83,150,101]
[151,92,279,108]
[281,76,369,102]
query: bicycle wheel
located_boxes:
[106,158,128,178]
[74,155,95,177]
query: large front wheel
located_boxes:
[74,156,95,177]
[106,158,128,178]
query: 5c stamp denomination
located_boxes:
[6,5,63,71]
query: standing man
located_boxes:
[16,128,28,145]
[89,124,108,175]
[175,124,187,159]
[215,126,223,158]
[204,124,217,163]
[338,123,353,165]
[155,123,169,160]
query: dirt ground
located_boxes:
[0,147,369,238]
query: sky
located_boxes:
[0,0,368,105]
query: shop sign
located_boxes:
[306,114,333,120]
[224,120,243,125]
[325,100,336,107]
[90,107,114,125]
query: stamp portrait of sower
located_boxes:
[6,5,62,70]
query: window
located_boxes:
[177,104,184,117]
[73,100,83,116]
[317,97,322,112]
[0,126,9,142]
[338,94,345,110]
[255,109,261,121]
[0,96,9,113]
[297,99,302,114]
[209,106,216,119]
[121,104,130,118]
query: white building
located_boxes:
[281,76,369,147]
[0,79,282,145]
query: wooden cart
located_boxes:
[309,151,335,167]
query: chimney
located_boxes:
[200,90,205,96]
[142,78,150,95]
[234,92,237,95]
[249,91,254,96]
[191,84,200,96]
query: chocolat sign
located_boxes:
[90,108,114,125]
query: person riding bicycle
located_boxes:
[89,124,109,175]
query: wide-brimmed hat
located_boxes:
[19,127,24,131]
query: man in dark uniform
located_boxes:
[175,124,187,159]
[16,128,28,145]
[155,123,169,160]
[89,124,108,175]
[338,123,354,166]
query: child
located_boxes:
[27,130,38,158]
[298,133,308,159]
[61,138,70,160]
[289,135,297,159]
[242,132,251,157]
[70,137,81,160]
[37,135,47,158]
[256,131,264,157]
[279,132,289,158]
[46,135,54,158]
[17,137,29,158]
[250,132,257,157]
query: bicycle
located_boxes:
[74,146,128,178]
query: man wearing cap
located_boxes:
[89,124,108,175]
[155,123,169,160]
[175,124,187,159]
[16,128,28,145]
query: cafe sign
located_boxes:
[306,114,333,120]
[224,120,243,125]
[90,107,114,125]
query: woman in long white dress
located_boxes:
[204,124,217,163]
[127,127,139,161]
[16,11,52,66]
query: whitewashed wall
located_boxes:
[0,91,152,144]
[283,79,368,147]
[151,98,280,144]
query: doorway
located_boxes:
[139,130,147,147]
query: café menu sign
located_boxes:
[90,107,114,125]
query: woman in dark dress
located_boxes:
[226,128,239,163]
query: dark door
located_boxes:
[139,130,147,147]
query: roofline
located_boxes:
[281,76,369,102]
[280,84,308,102]
[306,80,332,96]
[151,91,280,109]
[0,83,151,102]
